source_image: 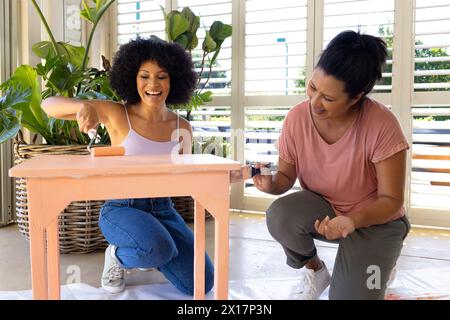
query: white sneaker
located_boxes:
[137,268,153,272]
[101,245,125,294]
[289,262,331,300]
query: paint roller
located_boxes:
[87,128,125,157]
[236,163,276,181]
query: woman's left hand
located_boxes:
[314,215,356,240]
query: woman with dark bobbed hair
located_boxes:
[42,36,214,296]
[253,30,410,300]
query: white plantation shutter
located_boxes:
[323,0,395,93]
[116,0,166,45]
[243,0,308,202]
[414,0,450,91]
[410,0,450,216]
[245,0,308,95]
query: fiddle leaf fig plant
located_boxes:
[162,6,232,120]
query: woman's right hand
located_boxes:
[252,163,274,193]
[76,102,100,134]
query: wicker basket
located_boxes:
[172,196,212,222]
[14,141,108,254]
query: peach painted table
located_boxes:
[9,153,240,300]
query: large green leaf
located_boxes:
[32,41,59,58]
[200,91,213,103]
[32,41,85,68]
[47,64,84,96]
[174,33,189,50]
[209,21,232,41]
[60,43,86,68]
[181,7,200,34]
[0,111,22,144]
[81,0,96,23]
[0,85,31,110]
[81,0,110,23]
[202,31,217,53]
[168,12,189,41]
[9,66,47,129]
[189,34,199,51]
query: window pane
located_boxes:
[323,0,395,93]
[117,0,166,45]
[411,106,450,209]
[414,0,450,92]
[245,0,308,96]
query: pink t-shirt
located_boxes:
[278,97,409,222]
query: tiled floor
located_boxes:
[1,212,450,298]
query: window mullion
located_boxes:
[230,0,246,210]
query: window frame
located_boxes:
[109,0,450,228]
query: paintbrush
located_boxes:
[237,163,277,181]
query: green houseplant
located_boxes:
[162,6,232,121]
[162,7,232,220]
[0,0,116,146]
[0,0,116,253]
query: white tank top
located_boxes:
[119,106,180,156]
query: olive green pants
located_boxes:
[266,189,410,300]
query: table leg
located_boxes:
[28,224,48,299]
[26,178,68,300]
[214,213,229,300]
[47,219,61,300]
[194,200,206,300]
[193,176,231,300]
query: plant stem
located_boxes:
[77,0,115,95]
[31,0,59,55]
[80,0,115,70]
[196,51,207,88]
[199,59,214,93]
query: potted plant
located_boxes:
[161,7,232,221]
[0,0,116,253]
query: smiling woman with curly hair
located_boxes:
[110,36,197,106]
[41,36,214,296]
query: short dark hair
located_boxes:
[109,36,197,106]
[316,30,388,99]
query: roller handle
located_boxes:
[89,146,126,157]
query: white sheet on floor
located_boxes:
[1,269,450,300]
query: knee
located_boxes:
[265,197,295,241]
[138,236,178,267]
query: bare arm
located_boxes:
[41,96,116,128]
[253,157,297,195]
[315,150,407,240]
[348,150,407,228]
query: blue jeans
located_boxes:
[98,197,214,295]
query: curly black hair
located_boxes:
[109,36,197,106]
